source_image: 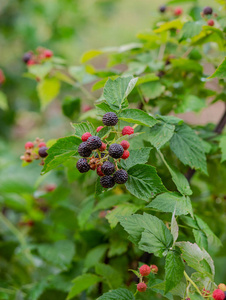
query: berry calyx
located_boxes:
[38,146,48,158]
[97,165,104,177]
[38,142,46,148]
[99,142,107,152]
[212,289,225,300]
[159,5,166,13]
[120,140,130,150]
[122,126,134,136]
[76,158,90,173]
[101,161,115,175]
[78,142,92,157]
[150,265,158,274]
[121,150,130,160]
[25,141,34,149]
[100,175,115,188]
[174,7,183,16]
[81,132,92,142]
[87,136,102,150]
[23,52,33,63]
[203,6,213,15]
[109,144,124,159]
[96,126,104,132]
[43,49,53,58]
[218,284,226,292]
[137,282,147,292]
[113,169,128,184]
[102,112,118,126]
[139,264,151,277]
[207,19,214,26]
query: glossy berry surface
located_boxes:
[122,126,134,136]
[96,126,104,132]
[139,264,151,277]
[78,142,92,157]
[101,161,115,175]
[25,141,34,149]
[97,165,104,176]
[76,158,90,173]
[100,175,115,188]
[207,19,214,26]
[99,142,107,152]
[121,150,130,160]
[102,112,118,126]
[87,136,102,150]
[159,5,166,13]
[203,6,213,15]
[137,282,147,292]
[212,289,225,300]
[81,132,92,142]
[113,169,128,184]
[109,143,124,158]
[120,140,130,150]
[38,147,48,158]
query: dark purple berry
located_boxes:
[101,161,115,175]
[109,144,124,159]
[159,5,166,13]
[113,169,128,184]
[76,158,90,173]
[38,146,48,158]
[23,52,33,63]
[203,6,212,15]
[102,112,118,126]
[87,136,102,150]
[100,175,115,188]
[78,142,92,157]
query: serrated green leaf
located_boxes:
[125,164,167,201]
[97,288,135,300]
[119,109,157,127]
[147,192,193,216]
[171,212,179,244]
[170,123,207,174]
[95,101,117,115]
[147,121,175,149]
[180,21,203,41]
[95,263,123,288]
[140,81,165,99]
[41,136,81,174]
[151,281,186,298]
[120,147,152,169]
[165,250,184,293]
[71,122,95,138]
[37,78,60,109]
[193,229,208,250]
[219,135,226,162]
[136,73,159,85]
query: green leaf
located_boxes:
[95,263,123,288]
[37,240,75,269]
[119,109,157,127]
[94,194,131,211]
[97,126,112,139]
[170,123,207,174]
[147,121,175,149]
[154,19,183,33]
[180,21,203,41]
[175,95,206,114]
[165,250,184,293]
[136,73,159,85]
[28,63,52,79]
[97,288,135,300]
[62,97,80,119]
[78,196,95,228]
[103,76,138,110]
[0,91,8,110]
[120,147,152,169]
[171,58,203,73]
[67,274,102,299]
[171,212,179,244]
[176,241,215,277]
[150,281,186,298]
[193,229,208,250]
[37,78,60,109]
[41,136,81,174]
[84,244,108,269]
[125,164,167,201]
[81,49,103,63]
[219,135,226,162]
[140,81,165,99]
[147,192,193,216]
[119,213,173,257]
[71,122,95,138]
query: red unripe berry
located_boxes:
[38,142,46,148]
[207,19,214,26]
[212,289,225,300]
[81,132,92,142]
[139,264,151,277]
[174,7,183,16]
[150,265,158,273]
[96,126,104,132]
[45,183,56,192]
[27,59,36,66]
[122,126,134,136]
[121,150,130,160]
[82,104,92,112]
[97,165,104,177]
[25,142,34,149]
[137,282,147,292]
[99,142,107,152]
[43,49,53,58]
[120,140,130,150]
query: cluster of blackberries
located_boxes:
[76,112,134,188]
[23,47,53,66]
[20,138,48,164]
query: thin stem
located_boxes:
[182,47,193,58]
[137,87,148,112]
[134,290,138,297]
[158,43,166,61]
[184,271,202,296]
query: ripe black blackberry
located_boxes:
[113,169,128,184]
[87,136,102,150]
[78,142,92,157]
[76,158,90,173]
[109,143,124,159]
[38,146,48,158]
[101,161,115,175]
[159,5,166,13]
[23,52,32,63]
[203,6,212,15]
[102,112,118,126]
[100,175,115,188]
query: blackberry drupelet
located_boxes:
[87,136,102,150]
[101,161,115,175]
[100,175,115,188]
[113,169,128,184]
[109,143,124,159]
[102,112,118,126]
[78,142,92,157]
[203,6,213,15]
[76,158,90,173]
